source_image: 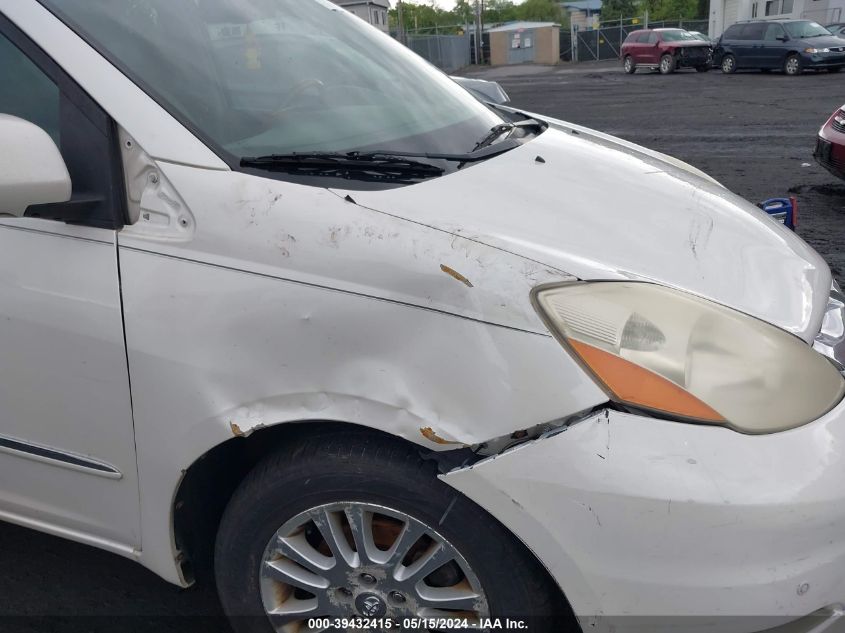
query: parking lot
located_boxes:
[3,61,844,631]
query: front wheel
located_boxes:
[215,431,575,633]
[784,53,803,75]
[623,55,636,74]
[659,53,676,74]
[721,54,737,73]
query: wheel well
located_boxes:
[173,420,392,583]
[172,420,574,621]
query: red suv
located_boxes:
[621,28,713,74]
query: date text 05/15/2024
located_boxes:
[306,618,530,629]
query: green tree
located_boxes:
[599,0,640,18]
[514,0,565,21]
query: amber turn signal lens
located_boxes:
[568,339,725,422]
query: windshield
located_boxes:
[659,29,698,42]
[784,21,831,38]
[39,0,506,164]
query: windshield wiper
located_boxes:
[473,123,515,152]
[240,152,445,183]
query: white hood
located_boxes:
[336,121,831,342]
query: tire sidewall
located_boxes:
[215,442,569,632]
[659,54,674,74]
[785,54,802,75]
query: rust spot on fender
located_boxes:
[420,427,464,446]
[440,264,473,288]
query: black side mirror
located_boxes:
[777,35,789,41]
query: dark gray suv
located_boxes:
[714,19,845,75]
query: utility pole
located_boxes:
[397,0,406,44]
[474,0,482,65]
[480,0,485,63]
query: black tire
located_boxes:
[215,430,575,633]
[721,54,737,73]
[623,55,636,74]
[784,53,803,75]
[695,65,709,72]
[659,53,676,74]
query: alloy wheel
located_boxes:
[785,55,801,75]
[259,502,490,631]
[721,56,735,73]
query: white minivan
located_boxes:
[1,1,845,632]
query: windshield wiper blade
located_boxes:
[240,152,445,182]
[472,123,515,152]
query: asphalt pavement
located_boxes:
[3,60,844,631]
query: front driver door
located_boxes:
[0,18,139,551]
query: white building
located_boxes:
[710,0,845,37]
[330,0,392,33]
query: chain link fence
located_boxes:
[394,26,473,73]
[567,17,709,62]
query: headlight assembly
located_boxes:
[533,282,845,434]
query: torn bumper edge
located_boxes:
[441,406,845,633]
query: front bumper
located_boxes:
[815,129,845,180]
[443,402,845,633]
[677,48,712,68]
[804,52,845,69]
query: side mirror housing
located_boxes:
[0,114,71,217]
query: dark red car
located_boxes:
[815,104,845,179]
[621,28,712,74]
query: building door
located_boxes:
[507,29,536,64]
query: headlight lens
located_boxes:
[806,47,830,53]
[534,282,845,434]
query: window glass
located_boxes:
[752,3,758,17]
[740,22,766,39]
[781,0,794,12]
[0,33,60,145]
[646,32,658,43]
[660,29,698,41]
[723,24,742,38]
[764,0,780,15]
[41,0,505,161]
[784,20,831,37]
[764,23,786,39]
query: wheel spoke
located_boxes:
[311,507,357,568]
[277,533,336,575]
[343,505,379,565]
[395,541,454,584]
[383,520,427,568]
[415,582,484,613]
[265,558,330,592]
[267,597,320,630]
